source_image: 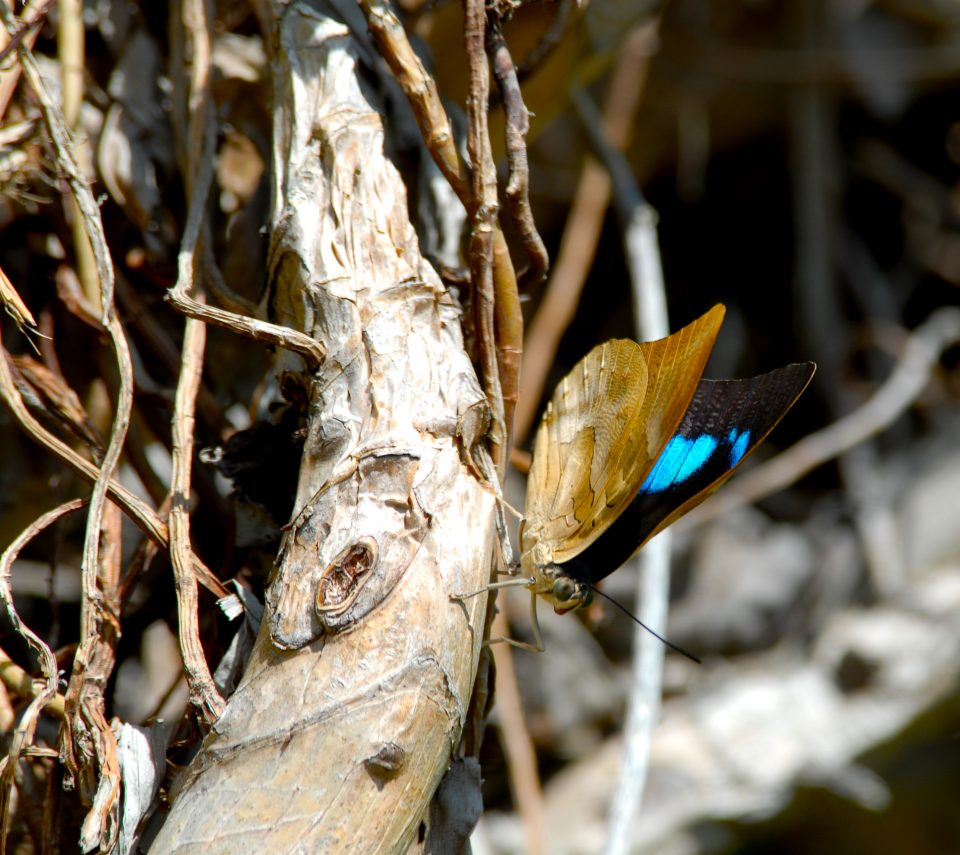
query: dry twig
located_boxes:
[163,0,226,728]
[514,23,657,443]
[464,0,505,466]
[0,338,227,598]
[489,609,545,855]
[488,19,548,291]
[0,499,83,847]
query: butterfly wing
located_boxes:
[522,305,725,566]
[562,361,817,584]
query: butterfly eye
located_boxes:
[552,577,577,603]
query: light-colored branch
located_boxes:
[571,26,672,855]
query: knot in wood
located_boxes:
[364,742,406,781]
[315,537,378,615]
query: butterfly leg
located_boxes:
[450,581,545,652]
[450,575,535,601]
[484,591,545,653]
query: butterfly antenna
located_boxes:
[589,585,702,665]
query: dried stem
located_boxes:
[0,648,65,720]
[464,0,505,468]
[489,609,545,855]
[0,336,228,599]
[514,0,575,82]
[0,499,83,847]
[165,291,326,370]
[57,0,98,306]
[488,19,548,290]
[169,303,224,724]
[164,0,226,727]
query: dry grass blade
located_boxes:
[9,354,103,453]
[0,264,36,331]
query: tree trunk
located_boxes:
[149,2,495,851]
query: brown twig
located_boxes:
[489,608,545,855]
[487,19,548,291]
[514,0,575,83]
[359,0,471,201]
[165,289,326,370]
[165,0,226,727]
[513,23,656,444]
[169,299,224,725]
[485,19,533,445]
[0,498,85,849]
[464,0,506,469]
[491,232,523,447]
[464,4,545,848]
[0,648,65,721]
[62,501,123,851]
[0,338,228,599]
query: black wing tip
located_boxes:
[780,361,817,393]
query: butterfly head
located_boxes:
[540,566,594,614]
[520,523,594,613]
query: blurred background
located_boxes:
[1,0,959,853]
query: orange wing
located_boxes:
[522,305,725,566]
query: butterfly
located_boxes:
[512,304,815,647]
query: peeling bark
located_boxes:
[149,2,495,851]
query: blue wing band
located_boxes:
[557,362,815,586]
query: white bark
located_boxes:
[149,3,494,852]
